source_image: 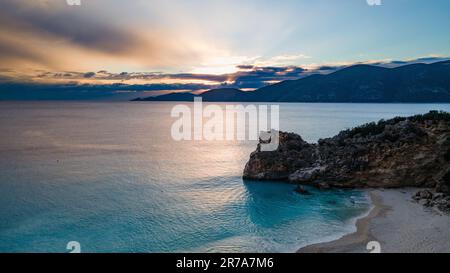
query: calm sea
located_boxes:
[1,102,449,253]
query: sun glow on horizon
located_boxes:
[1,0,450,98]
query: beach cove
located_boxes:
[299,189,450,253]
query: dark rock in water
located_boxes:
[243,111,450,192]
[294,186,311,195]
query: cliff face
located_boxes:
[243,111,450,193]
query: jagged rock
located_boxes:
[243,132,318,180]
[243,111,450,191]
[433,193,445,201]
[414,190,434,200]
[315,182,331,190]
[436,169,450,194]
[413,189,450,213]
[294,186,311,195]
[419,199,432,207]
[288,166,326,183]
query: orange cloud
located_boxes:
[0,0,223,73]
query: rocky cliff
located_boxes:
[243,111,450,194]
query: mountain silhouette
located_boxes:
[132,60,450,102]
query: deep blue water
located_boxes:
[1,102,449,253]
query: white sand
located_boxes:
[298,189,450,253]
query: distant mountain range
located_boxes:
[132,60,450,103]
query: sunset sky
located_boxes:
[1,0,450,99]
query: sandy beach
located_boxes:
[298,189,450,253]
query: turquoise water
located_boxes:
[1,102,449,253]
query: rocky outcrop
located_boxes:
[413,190,450,213]
[243,111,450,193]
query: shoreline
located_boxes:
[298,188,450,253]
[298,190,387,253]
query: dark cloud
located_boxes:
[165,73,228,82]
[385,57,450,67]
[413,57,449,63]
[93,66,308,89]
[0,35,53,66]
[0,64,311,99]
[230,66,307,88]
[0,0,205,71]
[236,65,254,69]
[0,0,144,55]
[316,65,343,71]
[389,61,408,65]
[83,72,96,78]
[0,74,13,82]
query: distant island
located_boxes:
[132,60,450,103]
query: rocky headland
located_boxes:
[243,111,450,212]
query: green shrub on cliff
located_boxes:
[409,110,450,122]
[345,110,450,138]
